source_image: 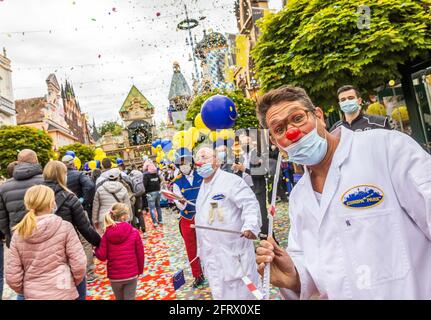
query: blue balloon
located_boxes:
[161,139,173,152]
[201,95,237,130]
[65,150,76,158]
[83,162,90,171]
[151,139,162,149]
[116,158,124,165]
[95,160,101,169]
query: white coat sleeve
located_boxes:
[172,183,187,211]
[281,196,319,300]
[387,130,431,240]
[233,178,262,237]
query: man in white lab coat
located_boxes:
[194,146,262,300]
[255,85,431,299]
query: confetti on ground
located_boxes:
[2,200,291,300]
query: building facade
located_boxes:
[15,74,78,149]
[0,48,16,126]
[61,80,93,145]
[232,0,270,99]
[99,85,156,166]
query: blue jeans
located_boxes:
[146,191,162,224]
[0,241,3,300]
[76,276,87,300]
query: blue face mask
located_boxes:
[217,151,226,161]
[339,99,360,114]
[283,126,328,166]
[197,163,215,178]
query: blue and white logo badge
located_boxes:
[212,194,226,201]
[342,185,384,209]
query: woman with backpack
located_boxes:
[92,168,132,233]
[43,160,101,298]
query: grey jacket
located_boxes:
[0,163,44,246]
[92,181,132,223]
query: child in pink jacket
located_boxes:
[5,185,86,300]
[95,203,144,300]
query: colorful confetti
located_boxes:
[3,202,291,300]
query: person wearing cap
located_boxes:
[194,146,261,300]
[62,155,95,223]
[172,148,205,288]
[92,168,132,232]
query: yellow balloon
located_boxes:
[88,161,97,170]
[73,157,81,170]
[94,147,104,155]
[194,113,210,134]
[172,131,185,148]
[173,131,193,150]
[111,163,118,168]
[94,154,105,162]
[209,131,218,142]
[187,127,200,143]
[218,129,235,141]
[151,147,157,154]
[168,149,175,161]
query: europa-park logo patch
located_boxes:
[341,185,384,209]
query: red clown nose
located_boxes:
[285,127,301,142]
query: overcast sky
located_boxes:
[0,0,283,126]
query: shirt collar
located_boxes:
[342,110,363,126]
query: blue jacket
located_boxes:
[173,171,203,220]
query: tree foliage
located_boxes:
[58,143,95,164]
[252,0,431,110]
[186,89,260,129]
[98,120,124,136]
[0,126,53,177]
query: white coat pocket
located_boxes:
[339,208,411,288]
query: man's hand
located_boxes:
[232,163,246,172]
[241,230,257,240]
[256,236,300,293]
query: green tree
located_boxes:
[186,89,260,129]
[252,0,431,110]
[98,120,124,136]
[0,126,53,177]
[58,143,95,164]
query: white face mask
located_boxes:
[279,120,328,166]
[179,164,192,175]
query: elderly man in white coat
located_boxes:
[194,146,262,300]
[255,85,431,300]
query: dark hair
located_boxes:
[257,85,316,128]
[91,168,102,182]
[6,161,19,178]
[101,158,112,170]
[337,85,361,99]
